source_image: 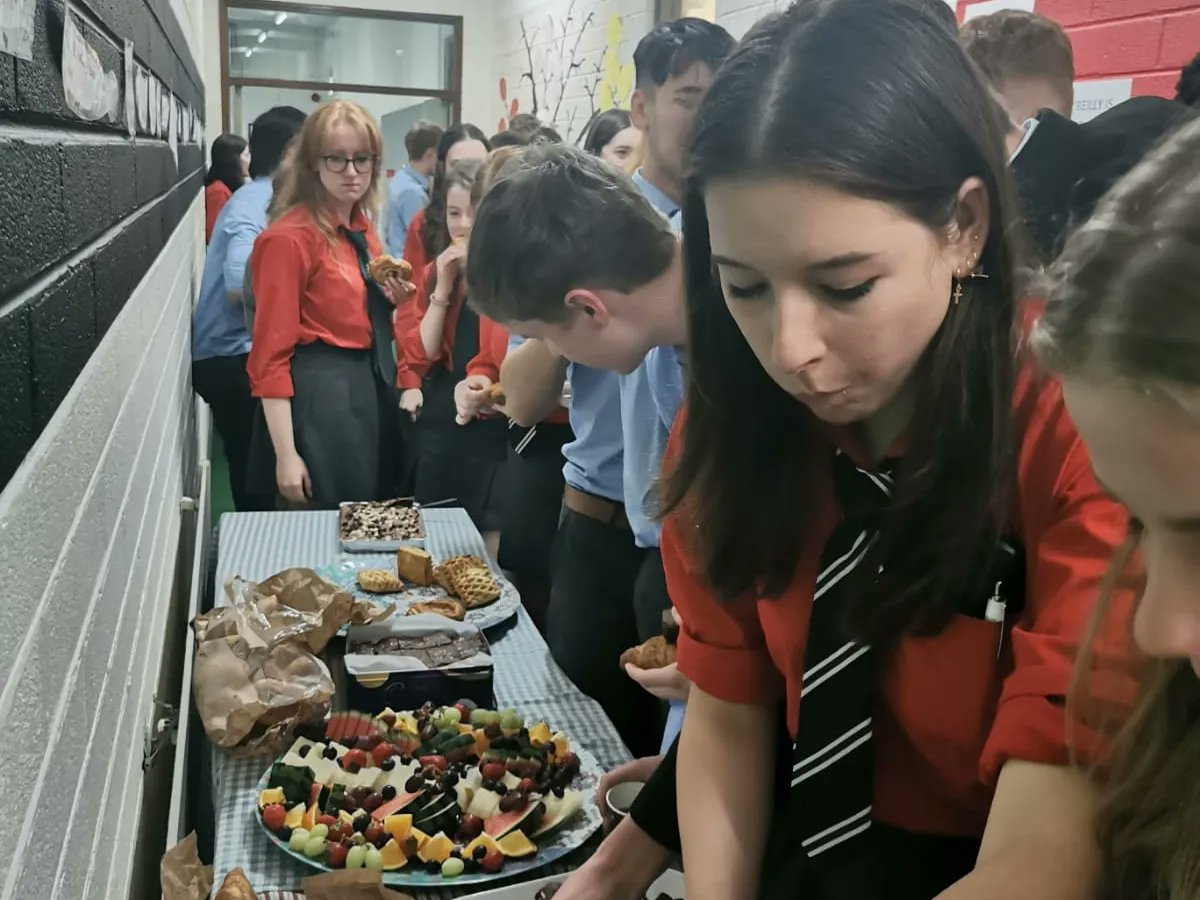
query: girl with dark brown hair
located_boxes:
[1035,114,1200,900]
[654,1,1138,897]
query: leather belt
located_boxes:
[564,484,630,531]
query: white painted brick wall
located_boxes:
[491,0,651,141]
[715,0,785,38]
[0,200,202,900]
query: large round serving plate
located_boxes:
[315,558,520,631]
[253,745,604,888]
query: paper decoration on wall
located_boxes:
[1072,78,1134,124]
[167,96,177,165]
[598,15,634,112]
[62,6,121,122]
[160,85,171,138]
[0,0,36,61]
[147,74,158,135]
[123,40,135,137]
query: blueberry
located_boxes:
[426,860,442,875]
[381,785,397,802]
[380,758,395,772]
[553,785,565,799]
[297,744,311,758]
[322,746,338,760]
[279,826,293,842]
[443,772,459,788]
[473,845,488,860]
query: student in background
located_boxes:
[580,108,642,172]
[489,129,528,149]
[385,120,443,257]
[1177,52,1200,107]
[630,18,735,216]
[507,112,544,141]
[401,160,507,554]
[1034,115,1200,900]
[962,11,1196,260]
[193,107,305,512]
[246,100,413,508]
[401,124,490,296]
[204,133,249,242]
[958,9,1074,123]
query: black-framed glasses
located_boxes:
[321,154,377,174]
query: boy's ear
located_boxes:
[564,289,610,326]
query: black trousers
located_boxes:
[246,342,404,509]
[192,354,273,511]
[546,507,661,757]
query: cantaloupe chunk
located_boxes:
[416,831,454,864]
[380,838,408,870]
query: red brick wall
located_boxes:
[958,0,1198,106]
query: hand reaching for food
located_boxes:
[454,374,496,424]
[625,661,690,702]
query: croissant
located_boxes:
[368,255,413,283]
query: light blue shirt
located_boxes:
[508,334,625,503]
[192,177,273,361]
[620,346,685,548]
[386,165,429,257]
[621,171,684,548]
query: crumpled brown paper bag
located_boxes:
[160,832,212,900]
[302,868,414,900]
[254,567,394,654]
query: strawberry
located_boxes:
[418,755,448,772]
[371,742,395,767]
[481,849,505,873]
[481,762,506,783]
[262,803,287,832]
[316,814,338,828]
[342,748,369,771]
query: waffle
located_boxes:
[357,569,404,594]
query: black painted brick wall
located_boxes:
[0,0,204,489]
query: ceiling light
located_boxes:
[243,47,253,56]
[274,11,288,24]
[257,31,267,43]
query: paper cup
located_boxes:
[605,781,646,819]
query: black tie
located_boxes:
[340,226,397,391]
[785,451,894,861]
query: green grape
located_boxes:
[442,707,462,726]
[441,857,465,877]
[309,824,328,840]
[346,845,367,869]
[365,847,384,872]
[469,708,490,726]
[303,836,327,858]
[288,829,310,852]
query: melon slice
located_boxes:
[500,772,522,791]
[305,756,339,787]
[281,738,321,767]
[484,799,543,838]
[371,789,423,821]
[466,788,501,821]
[532,789,583,838]
[325,711,381,745]
[338,809,355,827]
[496,829,538,859]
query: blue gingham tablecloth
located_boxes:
[209,509,632,898]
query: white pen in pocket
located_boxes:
[986,581,1007,659]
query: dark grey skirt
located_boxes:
[246,341,403,508]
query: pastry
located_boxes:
[406,598,467,621]
[356,569,404,594]
[214,868,258,900]
[485,382,507,405]
[367,254,412,283]
[432,555,501,608]
[396,546,435,586]
[620,635,677,670]
[349,628,486,665]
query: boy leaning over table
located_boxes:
[463,144,692,897]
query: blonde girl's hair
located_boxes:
[268,99,385,240]
[1033,115,1200,900]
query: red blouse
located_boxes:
[402,208,430,297]
[247,206,385,399]
[205,181,232,243]
[666,363,1138,838]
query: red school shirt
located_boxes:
[398,262,472,383]
[247,205,385,399]
[466,316,570,426]
[205,181,232,244]
[402,208,430,295]
[665,362,1139,838]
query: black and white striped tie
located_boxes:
[787,451,894,861]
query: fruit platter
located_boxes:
[254,702,602,886]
